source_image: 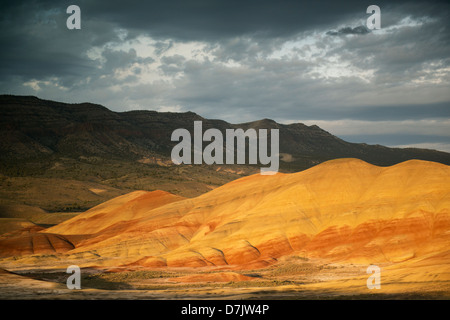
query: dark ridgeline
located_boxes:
[1,94,449,172]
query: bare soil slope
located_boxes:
[30,159,450,273]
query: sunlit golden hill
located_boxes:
[8,158,441,274]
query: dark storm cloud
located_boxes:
[82,0,365,41]
[80,0,449,41]
[0,1,121,83]
[159,55,186,76]
[0,0,449,151]
[1,0,448,82]
[102,48,154,72]
[326,26,370,36]
[334,17,450,75]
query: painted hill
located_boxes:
[29,158,450,271]
[46,190,186,235]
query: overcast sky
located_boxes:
[1,0,449,151]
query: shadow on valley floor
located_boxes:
[2,267,448,300]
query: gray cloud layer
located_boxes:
[0,0,449,151]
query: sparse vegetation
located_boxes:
[0,155,247,212]
[269,262,321,276]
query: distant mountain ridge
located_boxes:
[1,94,449,171]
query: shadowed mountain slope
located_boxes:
[1,95,449,170]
